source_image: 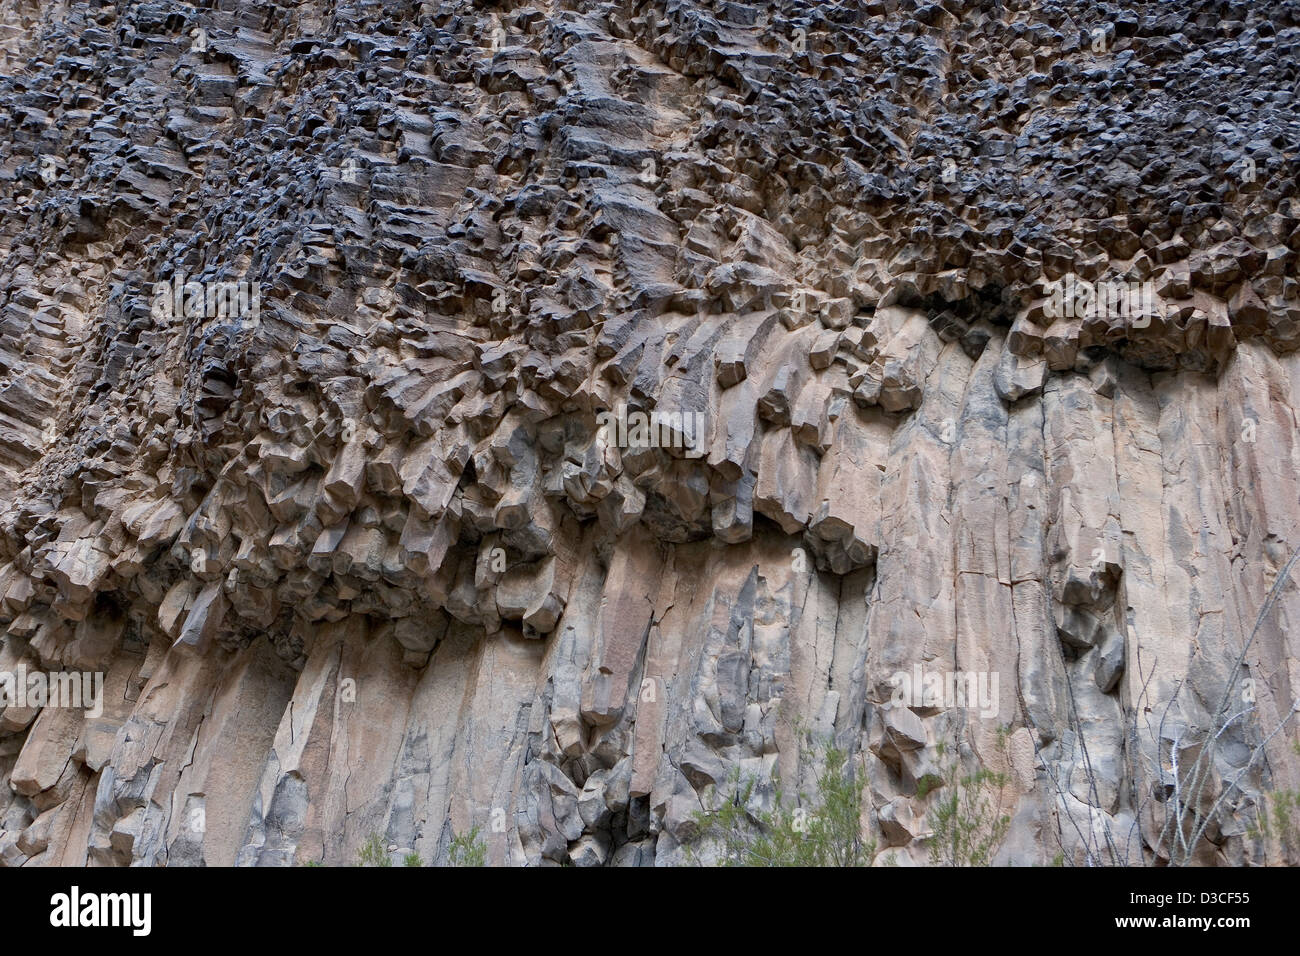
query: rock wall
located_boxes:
[1,0,1299,866]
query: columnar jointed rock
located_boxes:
[0,0,1298,866]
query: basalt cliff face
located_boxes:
[1,0,1299,867]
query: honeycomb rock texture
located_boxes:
[1,0,1299,866]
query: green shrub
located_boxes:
[920,728,1011,867]
[357,833,392,867]
[448,826,487,867]
[693,736,875,866]
[1246,740,1300,859]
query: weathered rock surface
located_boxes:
[0,0,1298,866]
